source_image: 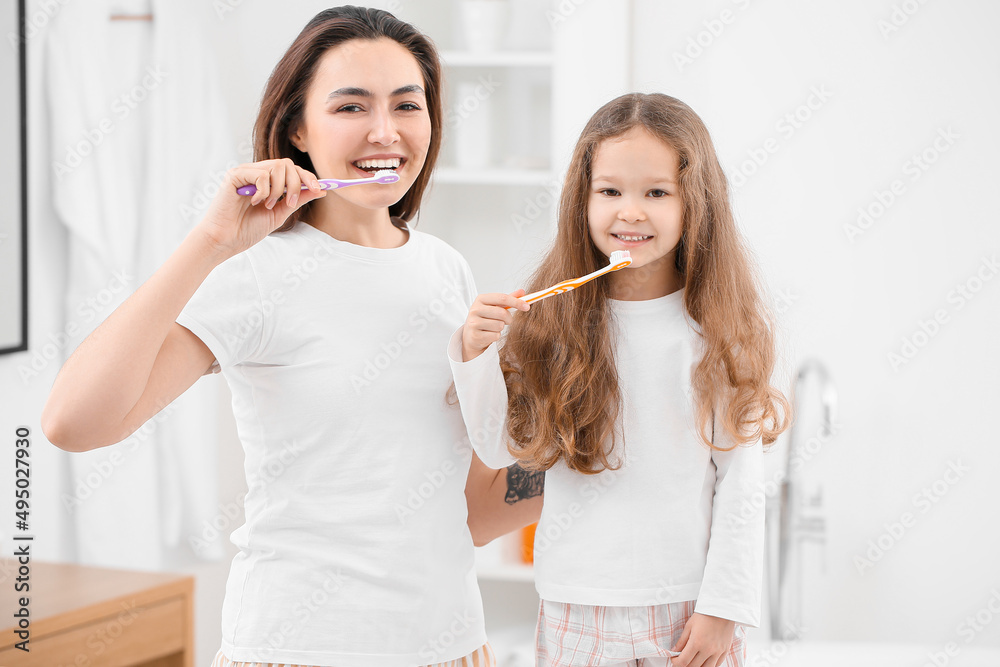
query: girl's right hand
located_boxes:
[195,158,328,260]
[462,289,530,362]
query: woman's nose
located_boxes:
[368,109,400,146]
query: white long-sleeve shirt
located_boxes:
[448,289,765,627]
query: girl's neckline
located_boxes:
[608,288,685,311]
[293,218,416,262]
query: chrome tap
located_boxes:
[767,358,837,641]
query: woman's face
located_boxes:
[291,38,431,212]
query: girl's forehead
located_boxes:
[590,129,680,181]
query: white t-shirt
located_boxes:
[177,220,487,666]
[448,288,765,627]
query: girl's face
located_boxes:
[587,127,685,300]
[290,38,431,213]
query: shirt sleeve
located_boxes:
[447,326,518,470]
[175,251,265,374]
[693,410,766,628]
[457,254,478,307]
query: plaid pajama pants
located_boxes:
[535,599,747,667]
[209,642,496,667]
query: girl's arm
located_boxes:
[465,453,543,546]
[693,413,766,628]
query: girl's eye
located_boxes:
[398,102,421,111]
[337,103,364,113]
[648,189,668,198]
[600,188,620,197]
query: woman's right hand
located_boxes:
[462,289,530,362]
[195,158,327,259]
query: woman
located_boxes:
[42,7,540,666]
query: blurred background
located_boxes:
[1,0,998,665]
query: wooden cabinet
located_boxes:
[0,559,194,667]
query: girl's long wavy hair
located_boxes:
[501,93,790,474]
[252,6,443,233]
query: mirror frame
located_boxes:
[0,0,27,356]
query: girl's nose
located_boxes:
[368,109,400,146]
[617,198,647,223]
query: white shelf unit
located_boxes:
[421,40,559,296]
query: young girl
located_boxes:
[42,7,508,667]
[449,93,790,667]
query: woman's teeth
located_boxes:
[354,158,401,171]
[613,234,651,242]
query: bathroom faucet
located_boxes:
[767,358,837,641]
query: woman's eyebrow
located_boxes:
[327,85,425,102]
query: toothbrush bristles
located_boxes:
[611,250,632,265]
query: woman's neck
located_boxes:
[305,195,408,249]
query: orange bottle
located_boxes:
[520,523,537,563]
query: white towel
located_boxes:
[45,0,235,569]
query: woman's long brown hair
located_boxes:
[252,6,443,233]
[501,93,790,474]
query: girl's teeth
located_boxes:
[614,234,650,242]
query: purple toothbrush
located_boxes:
[236,169,399,196]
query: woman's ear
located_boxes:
[289,122,306,153]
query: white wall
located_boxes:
[631,0,1000,646]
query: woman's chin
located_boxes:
[319,185,400,207]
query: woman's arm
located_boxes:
[42,232,226,451]
[465,452,543,546]
[42,158,326,452]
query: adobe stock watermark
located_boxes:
[853,458,968,575]
[393,412,497,525]
[728,421,841,529]
[747,622,809,666]
[533,463,624,555]
[546,0,590,28]
[511,177,561,234]
[730,85,833,190]
[673,0,758,73]
[843,126,958,243]
[179,139,253,224]
[190,438,307,555]
[60,403,178,513]
[215,235,344,357]
[259,569,351,653]
[213,0,245,20]
[877,0,932,40]
[773,287,798,316]
[75,599,142,664]
[244,439,308,493]
[7,0,71,50]
[919,587,1000,667]
[53,65,169,180]
[445,76,501,130]
[189,489,245,557]
[418,609,480,663]
[887,253,997,371]
[17,269,135,384]
[349,279,468,392]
